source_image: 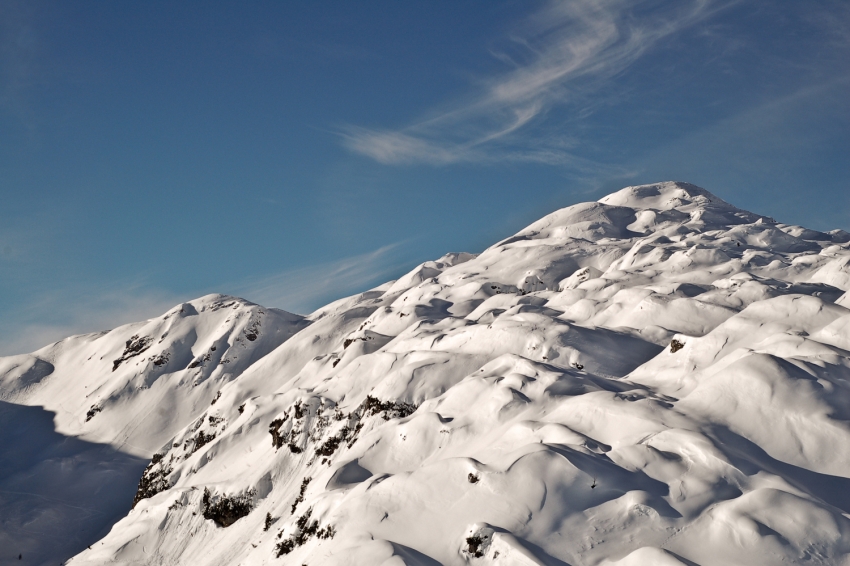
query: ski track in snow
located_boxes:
[2,182,850,565]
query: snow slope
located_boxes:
[3,181,850,565]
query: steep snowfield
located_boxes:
[3,182,850,565]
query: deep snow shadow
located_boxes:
[389,541,443,566]
[711,426,850,515]
[0,400,148,566]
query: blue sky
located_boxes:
[1,0,849,355]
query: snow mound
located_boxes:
[3,182,850,566]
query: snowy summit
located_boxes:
[3,181,850,566]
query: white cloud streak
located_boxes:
[340,0,730,168]
[0,284,187,357]
[229,243,412,315]
[0,244,416,356]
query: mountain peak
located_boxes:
[598,180,728,211]
[502,181,764,247]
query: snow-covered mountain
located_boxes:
[3,181,850,566]
[0,296,308,564]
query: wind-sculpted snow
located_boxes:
[3,182,850,565]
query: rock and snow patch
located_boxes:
[3,182,850,565]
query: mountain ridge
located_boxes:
[3,181,850,566]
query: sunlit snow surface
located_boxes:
[4,182,850,565]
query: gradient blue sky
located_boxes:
[1,0,849,355]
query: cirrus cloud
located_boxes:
[340,0,734,169]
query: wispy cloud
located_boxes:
[0,244,418,356]
[228,243,413,315]
[340,0,730,169]
[0,283,188,357]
